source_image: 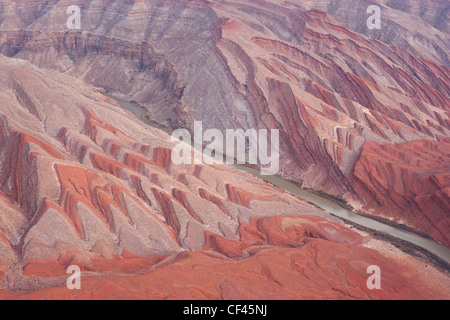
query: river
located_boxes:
[104,92,450,265]
[234,164,450,265]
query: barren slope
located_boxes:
[0,56,448,299]
[0,0,448,246]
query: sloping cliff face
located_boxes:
[351,139,450,246]
[300,0,449,66]
[0,56,448,299]
[0,1,449,297]
[0,0,448,246]
[0,30,186,128]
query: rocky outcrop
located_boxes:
[0,55,448,299]
[0,30,185,128]
[3,238,449,300]
[299,0,450,67]
[0,0,449,298]
[1,1,448,191]
[351,139,450,246]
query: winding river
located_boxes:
[234,164,450,265]
[105,92,450,265]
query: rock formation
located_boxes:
[0,0,448,299]
[0,0,448,247]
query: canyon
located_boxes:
[0,0,448,299]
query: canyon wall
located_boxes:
[0,0,447,245]
[0,0,448,298]
[0,55,448,299]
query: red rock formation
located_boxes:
[0,55,448,299]
[1,1,449,244]
[0,1,449,299]
[351,139,450,246]
[2,240,449,300]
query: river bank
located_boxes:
[102,91,450,269]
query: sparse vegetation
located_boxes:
[304,188,354,211]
